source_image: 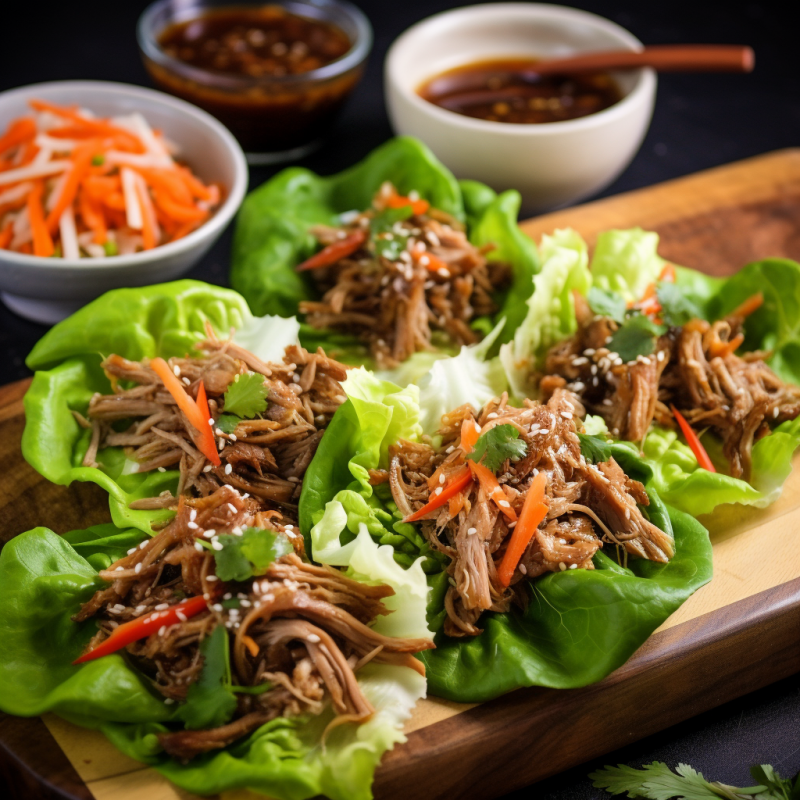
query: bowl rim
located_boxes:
[0,79,248,271]
[137,0,373,90]
[385,1,656,137]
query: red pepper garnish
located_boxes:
[73,595,210,664]
[385,194,430,216]
[671,405,716,473]
[295,228,367,271]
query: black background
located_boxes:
[1,1,799,797]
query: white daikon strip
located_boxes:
[46,170,70,212]
[157,132,180,157]
[32,147,53,166]
[134,172,161,245]
[106,150,172,169]
[0,182,33,206]
[77,231,95,247]
[0,159,70,187]
[116,230,142,255]
[84,243,107,258]
[120,167,143,230]
[59,205,80,259]
[11,207,31,249]
[34,133,76,153]
[113,113,172,162]
[35,111,66,132]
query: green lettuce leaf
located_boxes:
[230,136,539,364]
[0,519,430,800]
[590,228,664,301]
[22,281,253,535]
[299,378,712,702]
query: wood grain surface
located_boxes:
[2,149,800,800]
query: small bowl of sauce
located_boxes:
[138,0,372,163]
[417,58,623,124]
[385,4,657,213]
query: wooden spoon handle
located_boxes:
[531,45,755,75]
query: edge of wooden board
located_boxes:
[519,148,800,243]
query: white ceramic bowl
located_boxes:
[0,80,247,324]
[385,3,656,214]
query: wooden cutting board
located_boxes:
[2,149,800,800]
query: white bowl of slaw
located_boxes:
[0,80,247,324]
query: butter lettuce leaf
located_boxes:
[231,136,538,366]
[0,520,429,800]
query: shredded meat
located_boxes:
[87,333,348,521]
[299,182,511,368]
[75,488,433,761]
[389,389,674,637]
[542,298,800,479]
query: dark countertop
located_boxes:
[1,0,798,796]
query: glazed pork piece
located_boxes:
[542,293,800,478]
[81,331,348,518]
[298,182,511,368]
[385,389,674,638]
[75,486,433,761]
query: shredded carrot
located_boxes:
[729,292,764,319]
[710,333,745,359]
[136,179,157,250]
[448,491,467,519]
[413,249,451,274]
[151,188,208,222]
[136,167,194,205]
[241,635,260,658]
[46,144,94,233]
[460,417,482,453]
[171,218,202,242]
[671,405,716,473]
[0,222,13,249]
[404,466,473,522]
[150,359,220,466]
[469,460,518,521]
[0,117,37,155]
[296,229,368,272]
[386,194,430,216]
[27,181,54,257]
[497,471,548,587]
[175,165,215,202]
[78,189,107,244]
[659,263,676,282]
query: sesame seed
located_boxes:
[189,509,197,521]
[306,633,321,644]
[439,472,445,484]
[487,411,498,419]
[164,698,175,705]
[419,255,430,266]
[584,348,595,356]
[519,563,527,575]
[590,365,598,375]
[570,382,585,392]
[135,562,143,574]
[127,547,137,555]
[774,407,780,418]
[212,541,223,551]
[218,438,226,449]
[182,377,191,386]
[226,503,237,513]
[215,428,224,436]
[208,418,214,426]
[158,626,167,637]
[467,527,477,535]
[437,267,450,278]
[569,563,578,570]
[206,575,218,582]
[188,521,198,530]
[508,521,517,528]
[499,500,511,508]
[176,611,187,622]
[224,463,233,475]
[560,411,573,419]
[212,603,223,612]
[203,464,212,472]
[155,603,169,610]
[559,562,567,571]
[157,466,166,473]
[194,542,204,552]
[115,566,125,572]
[445,445,455,454]
[572,357,589,366]
[173,365,181,376]
[230,434,237,442]
[434,487,443,496]
[657,350,666,362]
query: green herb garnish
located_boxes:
[607,314,667,363]
[213,527,293,583]
[222,373,268,418]
[466,424,528,473]
[656,282,705,327]
[587,287,627,324]
[577,433,614,465]
[369,206,414,261]
[216,414,241,434]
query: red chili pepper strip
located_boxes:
[497,471,548,587]
[404,465,473,522]
[671,405,716,473]
[73,595,210,664]
[150,358,220,466]
[295,228,367,271]
[385,195,430,216]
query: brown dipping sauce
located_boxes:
[418,58,622,124]
[145,5,362,154]
[159,6,350,78]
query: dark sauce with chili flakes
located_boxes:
[418,58,623,124]
[159,6,351,78]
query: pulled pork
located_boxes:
[388,389,674,638]
[75,486,432,761]
[542,293,800,479]
[82,332,348,517]
[298,182,511,368]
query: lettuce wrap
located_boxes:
[500,228,800,517]
[299,369,713,702]
[22,279,305,534]
[230,136,539,371]
[0,518,431,800]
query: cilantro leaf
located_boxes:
[231,682,273,695]
[216,414,241,434]
[466,424,528,472]
[588,287,627,324]
[578,433,614,464]
[213,527,293,583]
[370,206,413,261]
[608,314,667,363]
[656,282,705,327]
[222,373,268,418]
[177,626,237,730]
